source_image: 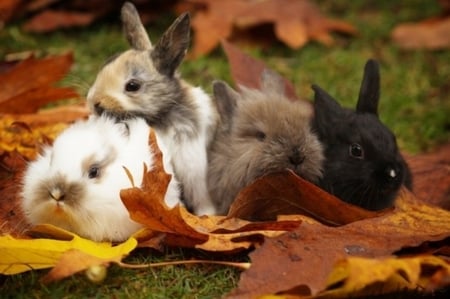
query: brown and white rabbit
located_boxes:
[21,115,180,242]
[86,2,219,215]
[311,59,413,211]
[208,70,324,215]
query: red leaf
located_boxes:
[23,10,97,33]
[0,53,78,113]
[221,40,307,104]
[228,170,385,225]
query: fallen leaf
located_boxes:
[0,224,137,275]
[406,143,450,210]
[221,40,300,101]
[0,151,29,236]
[0,0,21,23]
[41,249,119,283]
[23,9,97,32]
[234,0,357,48]
[0,106,88,160]
[188,0,357,57]
[228,170,386,225]
[230,189,450,297]
[0,53,78,113]
[320,255,450,298]
[392,16,450,50]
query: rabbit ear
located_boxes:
[356,59,380,115]
[121,2,152,50]
[213,81,240,129]
[312,84,344,128]
[151,12,190,77]
[260,68,285,95]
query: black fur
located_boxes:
[311,60,412,211]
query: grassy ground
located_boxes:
[1,1,449,298]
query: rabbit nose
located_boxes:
[94,103,105,115]
[289,148,305,166]
[385,166,400,181]
[49,187,65,201]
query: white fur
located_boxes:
[21,115,180,242]
[155,87,217,215]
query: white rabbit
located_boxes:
[21,115,180,242]
[86,2,219,215]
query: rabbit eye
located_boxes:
[88,165,101,179]
[125,79,141,92]
[255,131,266,141]
[349,143,364,159]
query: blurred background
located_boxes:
[1,0,449,153]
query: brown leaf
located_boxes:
[0,0,21,23]
[41,250,116,284]
[391,16,450,50]
[121,129,209,245]
[228,170,386,225]
[189,0,250,58]
[221,40,300,101]
[23,10,97,32]
[121,132,307,251]
[0,104,88,160]
[188,0,357,57]
[406,143,450,210]
[235,0,357,47]
[230,189,450,297]
[0,53,77,113]
[0,87,78,114]
[0,151,29,236]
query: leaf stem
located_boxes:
[118,260,251,270]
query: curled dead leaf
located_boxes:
[228,170,386,225]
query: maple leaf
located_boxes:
[185,0,357,58]
[229,189,450,297]
[121,132,304,252]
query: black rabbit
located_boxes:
[312,59,412,211]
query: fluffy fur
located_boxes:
[312,59,413,211]
[86,2,218,215]
[208,70,324,215]
[21,115,180,242]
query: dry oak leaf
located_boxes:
[230,189,450,298]
[0,53,78,113]
[392,16,450,50]
[188,0,357,58]
[0,224,137,275]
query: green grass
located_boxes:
[1,1,449,298]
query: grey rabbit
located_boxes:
[311,59,413,211]
[208,70,324,215]
[86,2,219,215]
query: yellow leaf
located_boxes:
[321,255,450,298]
[0,224,137,275]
